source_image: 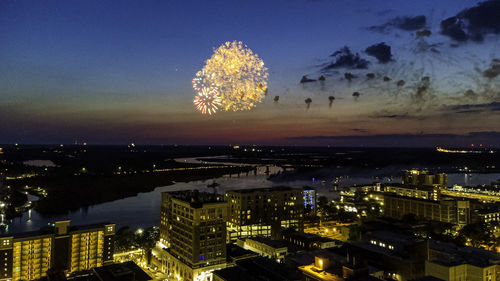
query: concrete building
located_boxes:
[402,170,448,188]
[225,187,304,241]
[384,195,460,223]
[0,221,115,281]
[425,240,500,281]
[383,184,441,201]
[298,249,381,281]
[38,261,152,281]
[282,230,339,250]
[347,231,428,281]
[213,257,302,281]
[155,190,228,281]
[239,237,288,262]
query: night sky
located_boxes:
[1,0,499,146]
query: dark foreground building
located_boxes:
[37,261,151,281]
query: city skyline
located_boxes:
[1,0,499,146]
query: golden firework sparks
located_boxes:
[202,41,268,111]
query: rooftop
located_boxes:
[165,190,225,207]
[227,244,258,262]
[384,183,438,191]
[0,221,112,239]
[246,236,289,249]
[429,240,500,267]
[226,186,301,194]
[368,231,422,246]
[93,261,152,281]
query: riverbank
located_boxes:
[7,166,253,217]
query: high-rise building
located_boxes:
[157,190,227,281]
[402,170,448,188]
[0,220,114,281]
[225,187,304,241]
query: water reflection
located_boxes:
[6,165,500,234]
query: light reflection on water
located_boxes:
[6,165,500,234]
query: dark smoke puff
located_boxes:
[300,75,316,83]
[416,29,432,37]
[344,73,354,81]
[323,46,369,70]
[365,42,392,63]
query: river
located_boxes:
[6,158,500,234]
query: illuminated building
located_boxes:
[402,170,447,188]
[298,250,380,281]
[225,187,304,241]
[0,220,114,281]
[384,194,471,225]
[383,184,440,201]
[474,206,500,224]
[370,171,474,226]
[347,231,428,281]
[425,240,500,281]
[282,229,339,250]
[239,237,288,262]
[303,187,316,211]
[157,190,227,281]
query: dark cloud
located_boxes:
[369,15,427,32]
[448,102,500,114]
[371,111,414,119]
[365,42,393,63]
[483,59,500,79]
[440,1,500,42]
[351,128,369,133]
[322,46,369,70]
[374,114,402,119]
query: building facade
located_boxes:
[225,187,304,241]
[0,220,114,281]
[425,240,500,281]
[402,170,448,188]
[156,190,228,281]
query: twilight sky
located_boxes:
[1,0,499,146]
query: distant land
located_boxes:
[0,145,499,219]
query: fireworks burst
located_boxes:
[192,69,216,92]
[193,87,221,115]
[202,41,268,111]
